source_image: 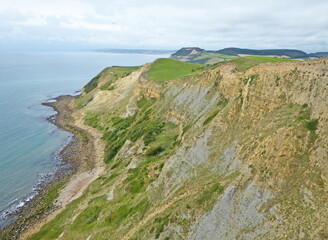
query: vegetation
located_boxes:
[28,54,328,240]
[154,215,170,238]
[305,119,318,144]
[146,58,206,83]
[100,66,139,91]
[203,110,220,126]
[84,111,102,129]
[228,56,296,71]
[75,95,93,109]
[197,183,224,205]
[305,119,318,131]
[203,98,228,126]
[84,75,100,93]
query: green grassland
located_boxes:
[83,66,139,93]
[99,66,139,90]
[146,58,206,83]
[146,57,296,84]
[227,56,295,71]
[210,56,297,71]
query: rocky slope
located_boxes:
[29,57,328,240]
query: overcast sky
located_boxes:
[0,0,327,52]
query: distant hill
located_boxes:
[216,48,308,59]
[308,52,328,58]
[171,47,328,65]
[170,47,205,62]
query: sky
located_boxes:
[0,0,327,52]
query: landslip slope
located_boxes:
[30,57,328,240]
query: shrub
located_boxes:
[84,112,101,129]
[203,110,220,126]
[84,75,100,93]
[197,183,224,205]
[305,119,318,131]
[145,146,165,156]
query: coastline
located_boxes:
[1,95,105,239]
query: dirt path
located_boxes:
[19,96,105,240]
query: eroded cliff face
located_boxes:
[32,58,328,240]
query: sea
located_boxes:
[0,50,169,228]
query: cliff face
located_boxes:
[31,58,328,240]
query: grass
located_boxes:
[154,215,170,239]
[146,58,206,83]
[305,119,318,145]
[232,56,296,71]
[101,112,166,163]
[75,95,93,109]
[83,66,139,93]
[83,98,178,164]
[197,183,224,205]
[84,75,100,93]
[305,119,318,131]
[203,98,229,126]
[29,191,88,240]
[84,111,102,129]
[203,110,220,126]
[100,66,139,91]
[211,56,296,72]
[137,97,157,109]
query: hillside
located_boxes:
[171,47,328,65]
[27,57,328,240]
[216,47,308,58]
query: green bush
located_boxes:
[154,215,170,239]
[217,97,229,107]
[137,97,156,109]
[145,146,165,156]
[197,183,224,205]
[305,119,318,131]
[71,206,102,231]
[84,112,101,129]
[203,110,220,126]
[84,75,100,93]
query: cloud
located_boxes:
[0,0,327,52]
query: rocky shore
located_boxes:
[0,95,105,240]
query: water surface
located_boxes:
[0,51,169,228]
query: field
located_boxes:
[224,56,296,71]
[211,56,297,71]
[146,58,206,83]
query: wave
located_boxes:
[0,131,74,228]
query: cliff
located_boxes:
[29,57,328,240]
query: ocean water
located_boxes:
[0,51,169,228]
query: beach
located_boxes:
[1,95,105,239]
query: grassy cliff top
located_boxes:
[211,56,297,71]
[146,58,206,83]
[84,66,140,93]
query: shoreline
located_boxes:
[0,95,105,239]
